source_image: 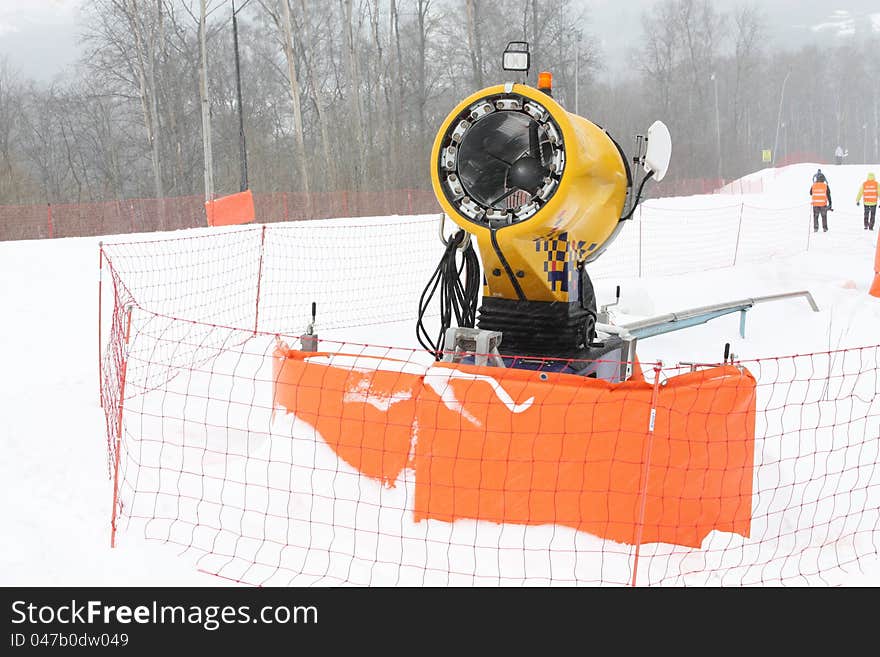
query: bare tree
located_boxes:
[298,0,335,189]
[198,0,214,201]
[14,0,856,212]
[388,0,404,186]
[341,0,366,189]
[637,0,679,117]
[0,58,25,202]
[415,0,431,150]
[730,5,763,160]
[465,0,484,89]
[260,0,310,193]
[130,0,166,220]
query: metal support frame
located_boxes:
[441,291,819,382]
[599,290,818,342]
[596,289,820,378]
[441,327,505,367]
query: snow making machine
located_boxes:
[419,42,671,381]
[420,42,817,381]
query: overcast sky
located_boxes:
[1,0,879,83]
[0,0,84,82]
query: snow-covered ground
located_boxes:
[2,162,879,586]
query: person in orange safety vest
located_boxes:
[856,172,877,230]
[809,171,833,232]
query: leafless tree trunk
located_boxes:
[415,0,430,142]
[341,0,366,189]
[198,0,214,202]
[531,0,539,56]
[639,1,678,116]
[297,0,335,189]
[874,91,879,161]
[388,0,403,188]
[465,0,483,89]
[124,0,165,226]
[731,6,762,163]
[278,0,310,194]
[364,0,384,189]
[0,58,22,202]
[58,111,84,201]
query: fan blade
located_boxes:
[489,187,519,208]
[529,120,542,164]
[487,151,513,167]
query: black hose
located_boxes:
[620,169,655,222]
[416,229,481,360]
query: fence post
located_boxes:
[110,304,133,548]
[283,192,289,222]
[407,189,413,215]
[631,361,663,587]
[98,242,104,408]
[254,224,267,335]
[47,203,54,238]
[732,202,744,266]
[342,190,350,217]
[638,203,644,278]
[114,200,122,234]
[128,201,136,233]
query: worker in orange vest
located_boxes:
[810,171,833,232]
[856,172,877,230]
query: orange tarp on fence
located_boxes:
[205,190,256,227]
[414,363,755,548]
[273,346,756,548]
[273,350,420,486]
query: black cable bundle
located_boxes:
[416,229,481,360]
[620,170,654,221]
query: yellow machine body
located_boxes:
[430,83,628,303]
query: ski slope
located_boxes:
[2,162,880,586]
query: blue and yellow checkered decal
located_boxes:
[534,232,594,294]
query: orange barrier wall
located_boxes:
[273,346,756,548]
[205,190,256,227]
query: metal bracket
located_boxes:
[441,327,505,368]
[597,285,621,324]
[438,213,471,250]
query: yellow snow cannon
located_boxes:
[431,80,628,304]
[425,63,670,376]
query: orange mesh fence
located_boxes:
[5,177,835,241]
[0,189,441,240]
[0,203,51,240]
[718,177,767,195]
[584,199,814,282]
[651,177,726,198]
[100,223,880,586]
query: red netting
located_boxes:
[100,217,880,586]
[0,189,441,241]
